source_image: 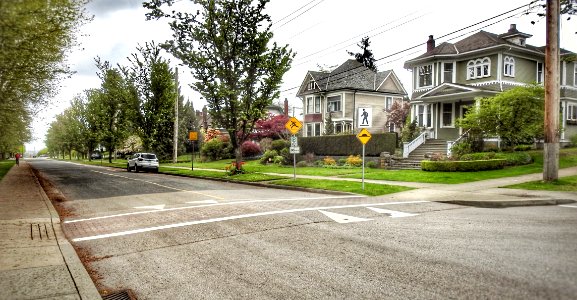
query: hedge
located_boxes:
[298,133,397,156]
[421,159,506,172]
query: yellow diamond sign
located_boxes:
[356,128,372,145]
[285,117,302,135]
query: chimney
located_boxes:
[426,35,435,52]
[284,98,289,117]
[508,24,517,33]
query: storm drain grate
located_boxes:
[30,223,51,240]
[102,289,137,300]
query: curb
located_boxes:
[438,198,576,208]
[33,165,102,300]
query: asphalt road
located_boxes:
[29,159,577,299]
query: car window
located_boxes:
[143,154,156,159]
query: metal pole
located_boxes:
[293,153,296,180]
[362,144,365,190]
[191,142,194,171]
[173,67,179,163]
[543,0,560,181]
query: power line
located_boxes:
[272,0,319,25]
[271,0,325,31]
[281,0,539,94]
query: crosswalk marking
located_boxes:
[367,207,418,218]
[318,210,372,223]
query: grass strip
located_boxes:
[270,178,413,196]
[505,175,577,192]
[0,161,14,181]
[159,167,285,182]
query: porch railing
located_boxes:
[447,129,470,157]
[403,131,427,158]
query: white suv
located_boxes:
[127,153,159,173]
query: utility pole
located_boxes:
[543,0,560,181]
[173,67,179,163]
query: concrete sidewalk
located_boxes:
[0,161,101,300]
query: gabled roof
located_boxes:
[297,59,406,97]
[404,26,575,68]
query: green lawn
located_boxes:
[270,178,413,196]
[0,161,14,181]
[505,175,577,192]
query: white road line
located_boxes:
[559,205,577,208]
[72,200,429,242]
[318,210,372,223]
[63,195,365,224]
[367,207,418,218]
[91,170,224,200]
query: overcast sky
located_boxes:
[26,0,577,151]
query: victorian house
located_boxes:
[403,24,577,150]
[297,59,408,137]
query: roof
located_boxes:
[404,26,575,68]
[297,59,402,96]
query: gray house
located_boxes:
[297,59,408,137]
[403,24,577,149]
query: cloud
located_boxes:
[86,0,143,16]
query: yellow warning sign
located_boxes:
[285,117,303,135]
[356,128,372,145]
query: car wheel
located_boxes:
[134,165,139,172]
[154,168,159,173]
[127,164,131,172]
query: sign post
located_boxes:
[285,117,303,180]
[356,128,372,190]
[188,131,198,170]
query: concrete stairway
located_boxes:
[389,139,447,170]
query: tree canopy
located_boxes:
[347,36,378,72]
[144,0,294,168]
[0,0,89,156]
[458,84,545,148]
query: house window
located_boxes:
[327,95,341,112]
[386,122,395,132]
[443,62,454,83]
[335,122,343,133]
[306,96,313,114]
[442,103,454,127]
[504,56,515,77]
[568,104,577,121]
[467,57,491,80]
[415,104,431,127]
[314,96,321,113]
[537,62,544,84]
[307,79,318,90]
[344,122,352,133]
[418,64,433,88]
[385,96,393,110]
[306,123,321,136]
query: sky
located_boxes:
[25,0,577,153]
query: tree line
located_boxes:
[45,43,199,162]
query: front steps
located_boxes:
[389,139,447,170]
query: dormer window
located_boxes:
[504,56,515,77]
[307,79,318,90]
[467,57,491,80]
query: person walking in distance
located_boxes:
[15,153,20,166]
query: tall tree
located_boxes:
[458,84,545,149]
[0,0,89,155]
[179,99,199,153]
[145,0,294,170]
[93,59,132,163]
[124,42,177,160]
[347,36,378,72]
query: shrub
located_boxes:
[201,139,233,161]
[296,161,309,167]
[460,152,496,161]
[323,156,336,166]
[366,161,378,168]
[271,139,289,152]
[241,141,261,157]
[278,148,292,165]
[346,155,362,167]
[514,144,532,151]
[299,133,396,156]
[495,152,533,166]
[304,152,316,164]
[338,158,347,165]
[571,134,577,147]
[259,138,273,152]
[225,161,246,176]
[450,140,473,158]
[259,150,278,165]
[421,159,506,172]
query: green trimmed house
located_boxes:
[403,24,577,156]
[297,59,408,137]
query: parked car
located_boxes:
[91,152,102,159]
[127,153,159,173]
